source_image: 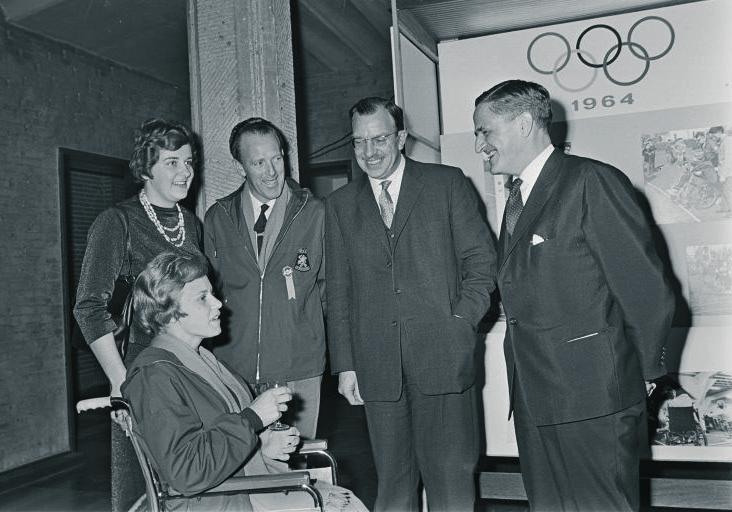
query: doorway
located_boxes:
[59,149,136,400]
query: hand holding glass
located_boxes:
[262,381,291,431]
[250,382,292,429]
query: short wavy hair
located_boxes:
[474,80,553,132]
[349,97,404,131]
[129,118,198,183]
[229,117,287,164]
[133,252,209,336]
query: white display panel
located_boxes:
[392,29,441,163]
[438,0,732,461]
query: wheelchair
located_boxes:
[77,397,339,512]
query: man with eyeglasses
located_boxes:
[325,96,497,511]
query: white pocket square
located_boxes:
[530,234,545,246]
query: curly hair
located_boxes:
[133,252,209,336]
[129,118,198,183]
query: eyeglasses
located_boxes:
[351,131,398,150]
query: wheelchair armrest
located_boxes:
[166,471,313,498]
[175,471,324,510]
[295,440,338,486]
[299,439,328,453]
[194,471,312,495]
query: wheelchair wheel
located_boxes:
[694,183,718,210]
[686,181,718,210]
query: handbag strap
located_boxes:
[114,206,134,359]
[114,206,132,279]
[118,286,134,359]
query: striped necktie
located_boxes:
[379,180,394,228]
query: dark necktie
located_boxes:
[253,204,269,254]
[379,180,394,228]
[505,177,523,237]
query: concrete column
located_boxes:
[187,0,299,212]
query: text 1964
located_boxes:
[571,93,634,111]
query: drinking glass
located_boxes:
[260,380,290,431]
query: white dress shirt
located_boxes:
[250,193,276,220]
[518,144,554,203]
[368,155,406,210]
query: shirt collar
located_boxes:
[518,144,554,202]
[368,154,406,206]
[248,189,277,219]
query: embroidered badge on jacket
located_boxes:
[294,248,311,272]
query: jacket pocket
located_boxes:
[564,331,600,343]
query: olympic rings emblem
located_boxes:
[526,16,674,92]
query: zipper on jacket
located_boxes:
[255,273,264,381]
[217,200,266,381]
[254,194,309,383]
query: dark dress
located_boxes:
[74,193,203,512]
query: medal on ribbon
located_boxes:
[282,266,296,300]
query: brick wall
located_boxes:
[0,19,190,472]
[298,63,393,166]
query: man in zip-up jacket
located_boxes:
[204,118,326,440]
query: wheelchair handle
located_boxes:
[76,396,129,413]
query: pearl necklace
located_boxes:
[139,190,186,247]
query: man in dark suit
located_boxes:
[326,97,497,511]
[473,80,673,511]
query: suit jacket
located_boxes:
[499,149,673,426]
[325,157,497,401]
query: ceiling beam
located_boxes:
[0,0,66,21]
[396,0,454,8]
[299,0,385,67]
[297,6,359,71]
[302,48,337,73]
[349,0,391,39]
[397,9,438,61]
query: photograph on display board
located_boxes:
[649,372,732,451]
[686,244,732,317]
[641,125,732,224]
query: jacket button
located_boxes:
[386,261,392,268]
[395,288,402,294]
[391,321,397,327]
[508,318,517,325]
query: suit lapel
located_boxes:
[355,173,391,253]
[500,149,564,273]
[497,209,508,265]
[231,187,258,261]
[390,159,423,244]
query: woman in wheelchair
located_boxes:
[121,252,366,511]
